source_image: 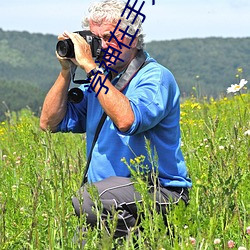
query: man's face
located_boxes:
[89,19,137,73]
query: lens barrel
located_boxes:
[56,39,75,58]
[68,88,84,103]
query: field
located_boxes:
[0,91,249,249]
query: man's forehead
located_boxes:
[90,20,117,34]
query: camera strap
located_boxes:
[81,50,150,186]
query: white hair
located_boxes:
[82,0,145,49]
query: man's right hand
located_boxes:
[56,33,79,71]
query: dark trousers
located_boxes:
[72,176,189,238]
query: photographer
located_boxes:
[40,0,192,244]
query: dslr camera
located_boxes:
[56,30,102,59]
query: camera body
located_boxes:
[56,30,102,58]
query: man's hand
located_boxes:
[56,33,78,71]
[62,31,96,73]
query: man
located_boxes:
[40,0,192,242]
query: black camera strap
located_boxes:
[81,112,107,185]
[81,50,150,186]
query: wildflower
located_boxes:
[244,130,250,136]
[227,79,248,93]
[42,213,48,221]
[238,247,246,250]
[191,103,201,109]
[237,67,243,73]
[196,180,202,185]
[214,238,221,244]
[130,159,135,165]
[219,145,224,150]
[135,157,141,164]
[12,185,18,192]
[228,240,235,248]
[189,237,196,246]
[246,226,250,235]
[20,207,25,214]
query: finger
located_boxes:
[57,31,70,40]
[65,31,86,43]
[64,30,76,40]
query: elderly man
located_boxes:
[40,0,192,242]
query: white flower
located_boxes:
[20,207,25,214]
[227,79,248,93]
[214,238,221,244]
[238,247,246,250]
[244,130,250,136]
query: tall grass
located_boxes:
[0,93,249,249]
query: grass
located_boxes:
[0,93,249,249]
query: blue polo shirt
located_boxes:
[57,53,192,188]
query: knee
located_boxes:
[72,188,97,225]
[72,196,82,217]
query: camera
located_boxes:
[56,30,102,59]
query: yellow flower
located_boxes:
[191,103,201,109]
[237,67,243,73]
[135,157,141,164]
[130,159,135,165]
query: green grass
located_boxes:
[0,93,249,249]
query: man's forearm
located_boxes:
[90,74,135,132]
[40,70,71,132]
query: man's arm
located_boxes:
[89,74,135,132]
[40,68,71,132]
[40,32,96,133]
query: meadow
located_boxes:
[0,89,249,249]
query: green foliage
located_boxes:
[0,29,61,121]
[0,79,46,121]
[0,29,60,87]
[0,93,249,249]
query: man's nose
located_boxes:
[101,39,109,49]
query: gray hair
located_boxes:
[82,0,145,49]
